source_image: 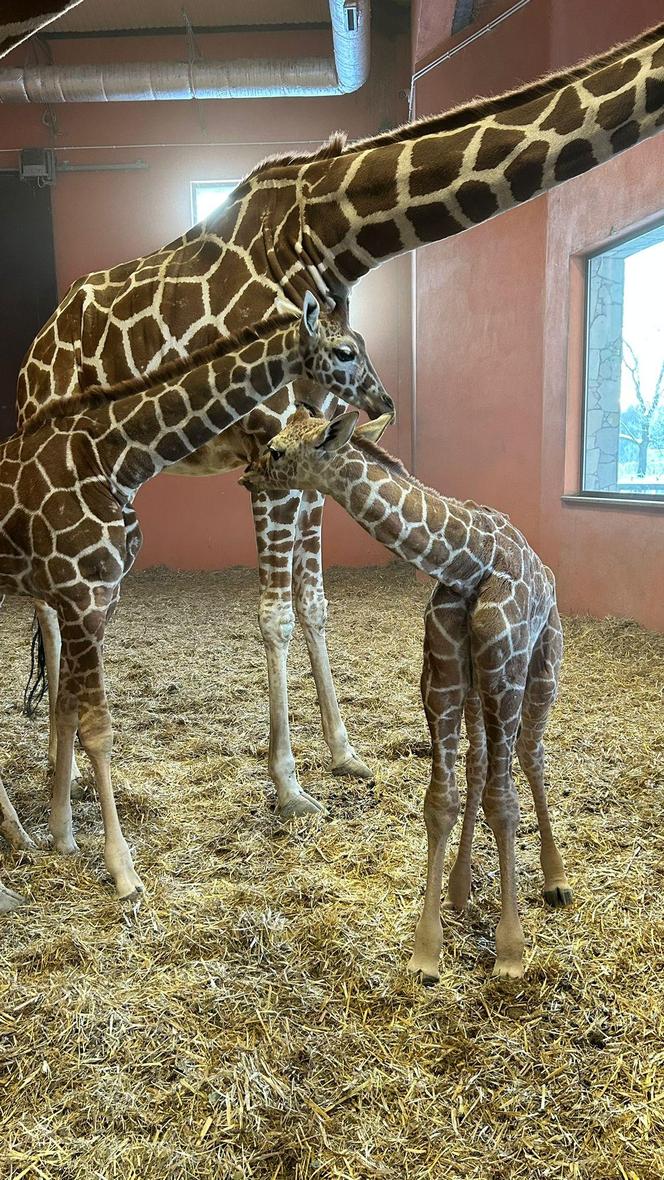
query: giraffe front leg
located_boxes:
[34,600,81,782]
[252,489,324,818]
[408,590,466,984]
[293,490,373,782]
[0,774,37,854]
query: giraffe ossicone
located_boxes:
[0,301,390,907]
[244,407,571,979]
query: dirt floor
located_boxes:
[0,565,662,1180]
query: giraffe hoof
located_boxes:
[493,958,524,980]
[0,884,27,912]
[52,834,80,856]
[1,821,39,854]
[407,950,441,985]
[543,885,573,908]
[444,894,468,912]
[412,969,439,987]
[278,792,326,820]
[331,755,374,782]
[444,876,471,911]
[116,872,145,904]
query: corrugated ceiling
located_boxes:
[51,0,331,33]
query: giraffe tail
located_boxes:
[23,612,48,718]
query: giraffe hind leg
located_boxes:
[408,588,467,984]
[33,600,82,783]
[445,689,486,911]
[517,605,572,908]
[0,596,30,907]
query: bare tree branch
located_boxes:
[651,357,664,418]
[622,340,647,415]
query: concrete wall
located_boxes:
[412,0,664,630]
[0,25,412,570]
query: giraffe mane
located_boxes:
[353,436,503,520]
[354,436,411,480]
[22,313,297,436]
[241,132,349,182]
[354,436,444,500]
[312,22,664,158]
[210,24,662,195]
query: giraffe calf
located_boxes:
[244,408,572,979]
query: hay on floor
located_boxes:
[0,565,662,1180]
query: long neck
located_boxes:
[321,445,494,594]
[84,323,300,499]
[300,24,664,285]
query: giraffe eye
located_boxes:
[268,444,284,461]
[333,345,355,363]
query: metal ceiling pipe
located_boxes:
[0,1,370,102]
[329,0,371,93]
[0,58,341,102]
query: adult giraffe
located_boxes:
[17,21,664,814]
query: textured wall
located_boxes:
[411,0,664,629]
[0,25,412,570]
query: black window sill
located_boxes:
[562,494,664,512]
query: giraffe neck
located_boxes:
[322,444,495,595]
[78,322,301,501]
[297,24,664,285]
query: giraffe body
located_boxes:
[0,302,390,907]
[244,408,571,978]
[14,21,664,820]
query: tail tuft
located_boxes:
[23,612,48,718]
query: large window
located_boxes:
[191,181,237,224]
[582,222,664,500]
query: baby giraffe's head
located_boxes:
[241,406,393,494]
[297,291,395,421]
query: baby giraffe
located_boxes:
[244,408,572,979]
[0,296,391,911]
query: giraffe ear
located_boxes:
[315,410,359,451]
[354,413,393,444]
[301,290,321,338]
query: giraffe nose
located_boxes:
[372,390,395,421]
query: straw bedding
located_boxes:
[0,565,662,1180]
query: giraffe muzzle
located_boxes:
[365,390,395,422]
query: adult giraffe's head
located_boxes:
[298,292,394,421]
[241,406,393,494]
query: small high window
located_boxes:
[191,181,237,224]
[582,222,664,499]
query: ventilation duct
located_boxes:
[0,0,371,103]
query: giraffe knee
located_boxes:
[423,783,460,839]
[482,787,520,832]
[295,588,328,634]
[77,709,113,759]
[258,599,295,646]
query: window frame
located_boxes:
[190,179,238,225]
[577,215,664,508]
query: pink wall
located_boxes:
[0,26,412,570]
[412,0,664,630]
